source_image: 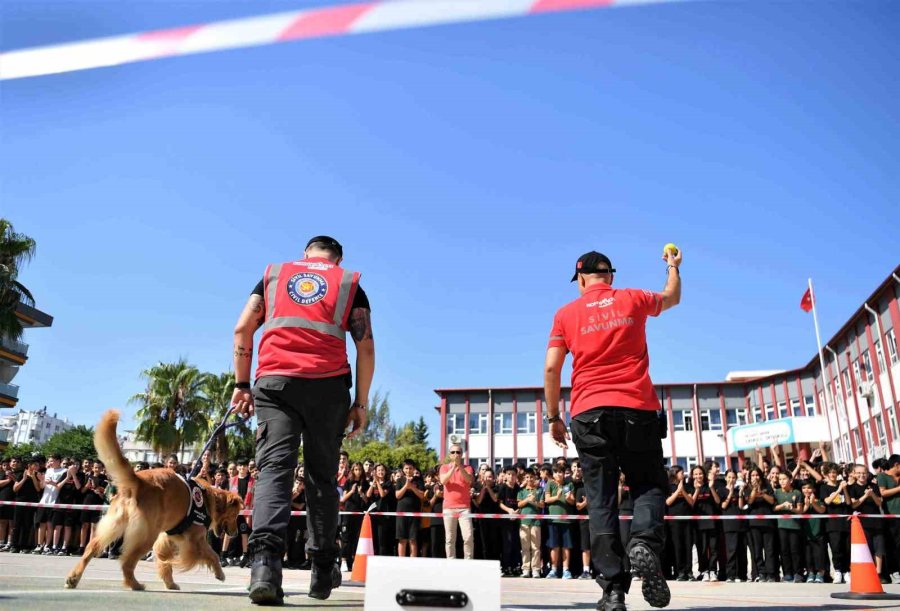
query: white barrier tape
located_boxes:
[2,501,898,521]
[0,0,687,81]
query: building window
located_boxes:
[804,395,816,416]
[447,413,466,435]
[777,401,787,418]
[725,409,743,427]
[752,406,762,423]
[874,415,886,446]
[862,352,874,382]
[853,361,862,393]
[875,340,886,374]
[853,429,862,454]
[864,422,874,450]
[516,412,536,435]
[765,404,775,421]
[468,413,488,435]
[842,370,851,395]
[790,399,802,417]
[672,410,693,431]
[887,329,898,364]
[699,409,722,431]
[493,413,513,435]
[888,406,899,444]
[842,434,851,461]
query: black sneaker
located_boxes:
[628,543,671,609]
[597,587,626,611]
[239,554,251,569]
[309,562,342,600]
[248,552,284,606]
[43,547,55,556]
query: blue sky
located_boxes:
[3,0,899,449]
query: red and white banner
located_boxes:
[0,0,686,81]
[2,500,897,521]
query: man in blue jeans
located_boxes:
[543,247,682,611]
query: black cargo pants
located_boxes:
[249,375,350,566]
[569,407,668,594]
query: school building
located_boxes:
[435,264,900,471]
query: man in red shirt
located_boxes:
[544,249,682,611]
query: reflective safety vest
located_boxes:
[256,258,361,379]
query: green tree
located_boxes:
[344,390,394,451]
[413,416,429,446]
[347,441,437,471]
[0,441,39,460]
[131,359,210,456]
[41,425,96,458]
[0,219,37,341]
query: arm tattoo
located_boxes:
[234,345,252,359]
[251,300,263,314]
[349,308,374,342]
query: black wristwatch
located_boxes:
[546,414,562,424]
[351,402,366,410]
[667,265,679,276]
[235,382,251,390]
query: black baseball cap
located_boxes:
[306,235,343,257]
[571,251,615,282]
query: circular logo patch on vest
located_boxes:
[192,485,204,508]
[287,272,328,306]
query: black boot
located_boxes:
[597,587,626,611]
[248,551,284,606]
[309,561,342,600]
[628,542,671,608]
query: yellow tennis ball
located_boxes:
[663,242,679,256]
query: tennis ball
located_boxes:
[663,242,679,257]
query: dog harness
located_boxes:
[166,476,211,536]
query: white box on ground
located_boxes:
[364,556,500,611]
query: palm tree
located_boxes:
[130,359,210,457]
[202,371,254,463]
[0,219,37,341]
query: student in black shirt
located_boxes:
[0,457,15,549]
[665,466,695,581]
[56,459,85,556]
[743,466,777,582]
[11,457,42,552]
[286,466,307,569]
[717,470,747,582]
[819,464,851,583]
[425,473,445,559]
[80,461,107,555]
[370,464,395,557]
[340,462,370,572]
[848,464,885,580]
[474,468,501,563]
[497,466,521,575]
[690,465,720,582]
[395,460,424,557]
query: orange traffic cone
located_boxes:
[350,512,374,583]
[831,515,900,600]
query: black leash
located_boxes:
[189,411,243,479]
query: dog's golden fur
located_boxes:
[65,409,244,591]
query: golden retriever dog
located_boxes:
[65,409,244,591]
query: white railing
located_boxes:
[0,337,28,356]
[0,382,19,398]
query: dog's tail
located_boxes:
[95,409,139,493]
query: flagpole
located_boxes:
[809,278,843,462]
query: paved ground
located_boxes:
[2,553,900,610]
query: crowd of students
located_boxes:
[3,447,900,587]
[0,450,259,565]
[663,450,900,585]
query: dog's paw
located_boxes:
[165,583,181,591]
[215,570,226,582]
[64,576,79,589]
[128,581,146,591]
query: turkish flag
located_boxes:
[800,287,814,313]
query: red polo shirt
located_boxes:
[548,283,662,416]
